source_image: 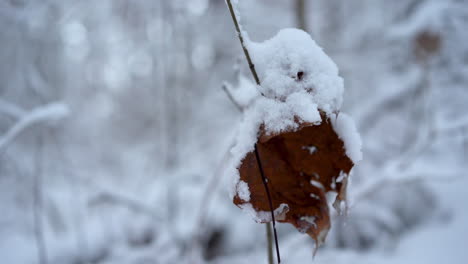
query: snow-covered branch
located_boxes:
[0,102,70,150]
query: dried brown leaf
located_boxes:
[233,113,354,247]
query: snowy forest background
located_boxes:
[1,0,468,263]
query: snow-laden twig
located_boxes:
[0,102,69,151]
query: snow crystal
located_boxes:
[310,180,325,190]
[310,193,320,200]
[331,112,363,163]
[303,145,317,154]
[330,178,337,189]
[236,180,250,202]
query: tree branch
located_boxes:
[0,102,69,151]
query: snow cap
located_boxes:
[248,28,344,113]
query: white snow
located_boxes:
[300,216,317,228]
[336,171,347,183]
[310,180,325,190]
[330,178,337,189]
[298,215,318,234]
[248,28,344,113]
[236,180,251,202]
[224,75,260,108]
[303,145,318,154]
[331,112,363,164]
[310,193,320,200]
[239,203,289,222]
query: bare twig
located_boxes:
[225,0,261,86]
[295,0,308,32]
[222,82,243,112]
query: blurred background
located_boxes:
[1,0,467,263]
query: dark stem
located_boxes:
[226,0,261,86]
[254,144,281,263]
[225,0,281,262]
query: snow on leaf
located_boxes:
[248,28,344,113]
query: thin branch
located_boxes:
[222,82,243,112]
[226,0,261,86]
[255,144,281,263]
[0,102,69,151]
[295,0,308,32]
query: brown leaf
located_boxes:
[233,113,354,247]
